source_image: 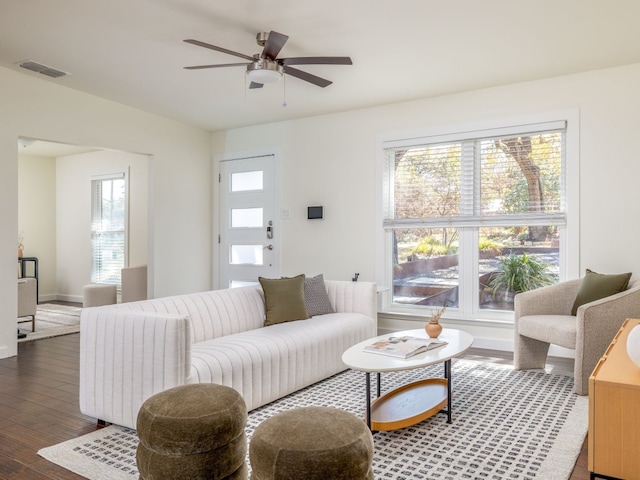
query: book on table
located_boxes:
[364,335,448,359]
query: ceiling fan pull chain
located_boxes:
[282,74,287,108]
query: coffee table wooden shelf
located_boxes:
[370,378,448,431]
[342,328,474,431]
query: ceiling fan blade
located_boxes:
[283,66,332,88]
[281,56,352,66]
[249,82,264,89]
[184,62,249,70]
[262,31,288,60]
[184,39,253,61]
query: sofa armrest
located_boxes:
[79,309,191,429]
[324,280,377,320]
[514,278,582,321]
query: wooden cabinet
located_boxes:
[589,318,640,480]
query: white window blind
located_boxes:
[91,173,126,285]
[384,121,566,229]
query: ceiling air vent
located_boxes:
[19,60,69,78]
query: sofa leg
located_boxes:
[97,419,111,428]
[514,335,550,370]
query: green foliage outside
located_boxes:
[478,237,502,254]
[412,235,457,257]
[489,252,556,295]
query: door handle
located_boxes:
[267,220,273,239]
[264,244,273,250]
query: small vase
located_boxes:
[18,245,24,259]
[425,321,443,338]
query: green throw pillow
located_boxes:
[571,269,632,315]
[259,274,309,326]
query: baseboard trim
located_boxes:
[54,294,83,304]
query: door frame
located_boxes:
[213,148,281,290]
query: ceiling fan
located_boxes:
[183,31,352,89]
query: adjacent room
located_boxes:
[2,1,640,479]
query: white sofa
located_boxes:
[79,280,377,429]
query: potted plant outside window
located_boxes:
[489,251,556,301]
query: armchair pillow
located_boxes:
[259,274,309,326]
[571,269,632,315]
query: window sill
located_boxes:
[378,307,514,329]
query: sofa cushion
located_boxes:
[304,274,335,317]
[259,274,309,326]
[571,269,632,315]
[189,311,376,411]
[519,314,577,349]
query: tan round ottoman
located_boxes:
[137,384,248,480]
[82,283,117,307]
[249,406,374,480]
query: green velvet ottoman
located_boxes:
[249,406,374,480]
[136,383,248,480]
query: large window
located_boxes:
[91,173,127,285]
[382,120,568,316]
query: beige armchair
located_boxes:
[121,265,147,303]
[18,278,37,332]
[514,277,640,395]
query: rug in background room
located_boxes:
[18,303,81,342]
[38,359,588,480]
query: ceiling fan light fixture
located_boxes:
[246,59,283,84]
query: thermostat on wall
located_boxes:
[307,206,324,220]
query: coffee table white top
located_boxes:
[342,328,474,373]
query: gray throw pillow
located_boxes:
[304,274,335,317]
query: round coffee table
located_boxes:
[342,328,473,431]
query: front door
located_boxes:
[218,154,279,288]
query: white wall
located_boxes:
[212,62,640,350]
[18,149,148,302]
[0,66,211,359]
[18,154,57,298]
[56,150,148,301]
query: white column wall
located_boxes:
[0,66,211,358]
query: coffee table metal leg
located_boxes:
[365,372,372,430]
[445,359,452,423]
[377,372,381,397]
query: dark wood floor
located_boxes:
[0,333,589,479]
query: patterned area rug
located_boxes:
[38,359,587,480]
[18,304,81,343]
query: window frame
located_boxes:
[375,111,580,323]
[90,172,128,287]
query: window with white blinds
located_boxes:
[381,120,567,314]
[384,121,566,229]
[91,173,127,285]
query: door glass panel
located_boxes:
[231,208,263,228]
[230,245,264,265]
[231,171,263,192]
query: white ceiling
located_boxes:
[3,0,640,133]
